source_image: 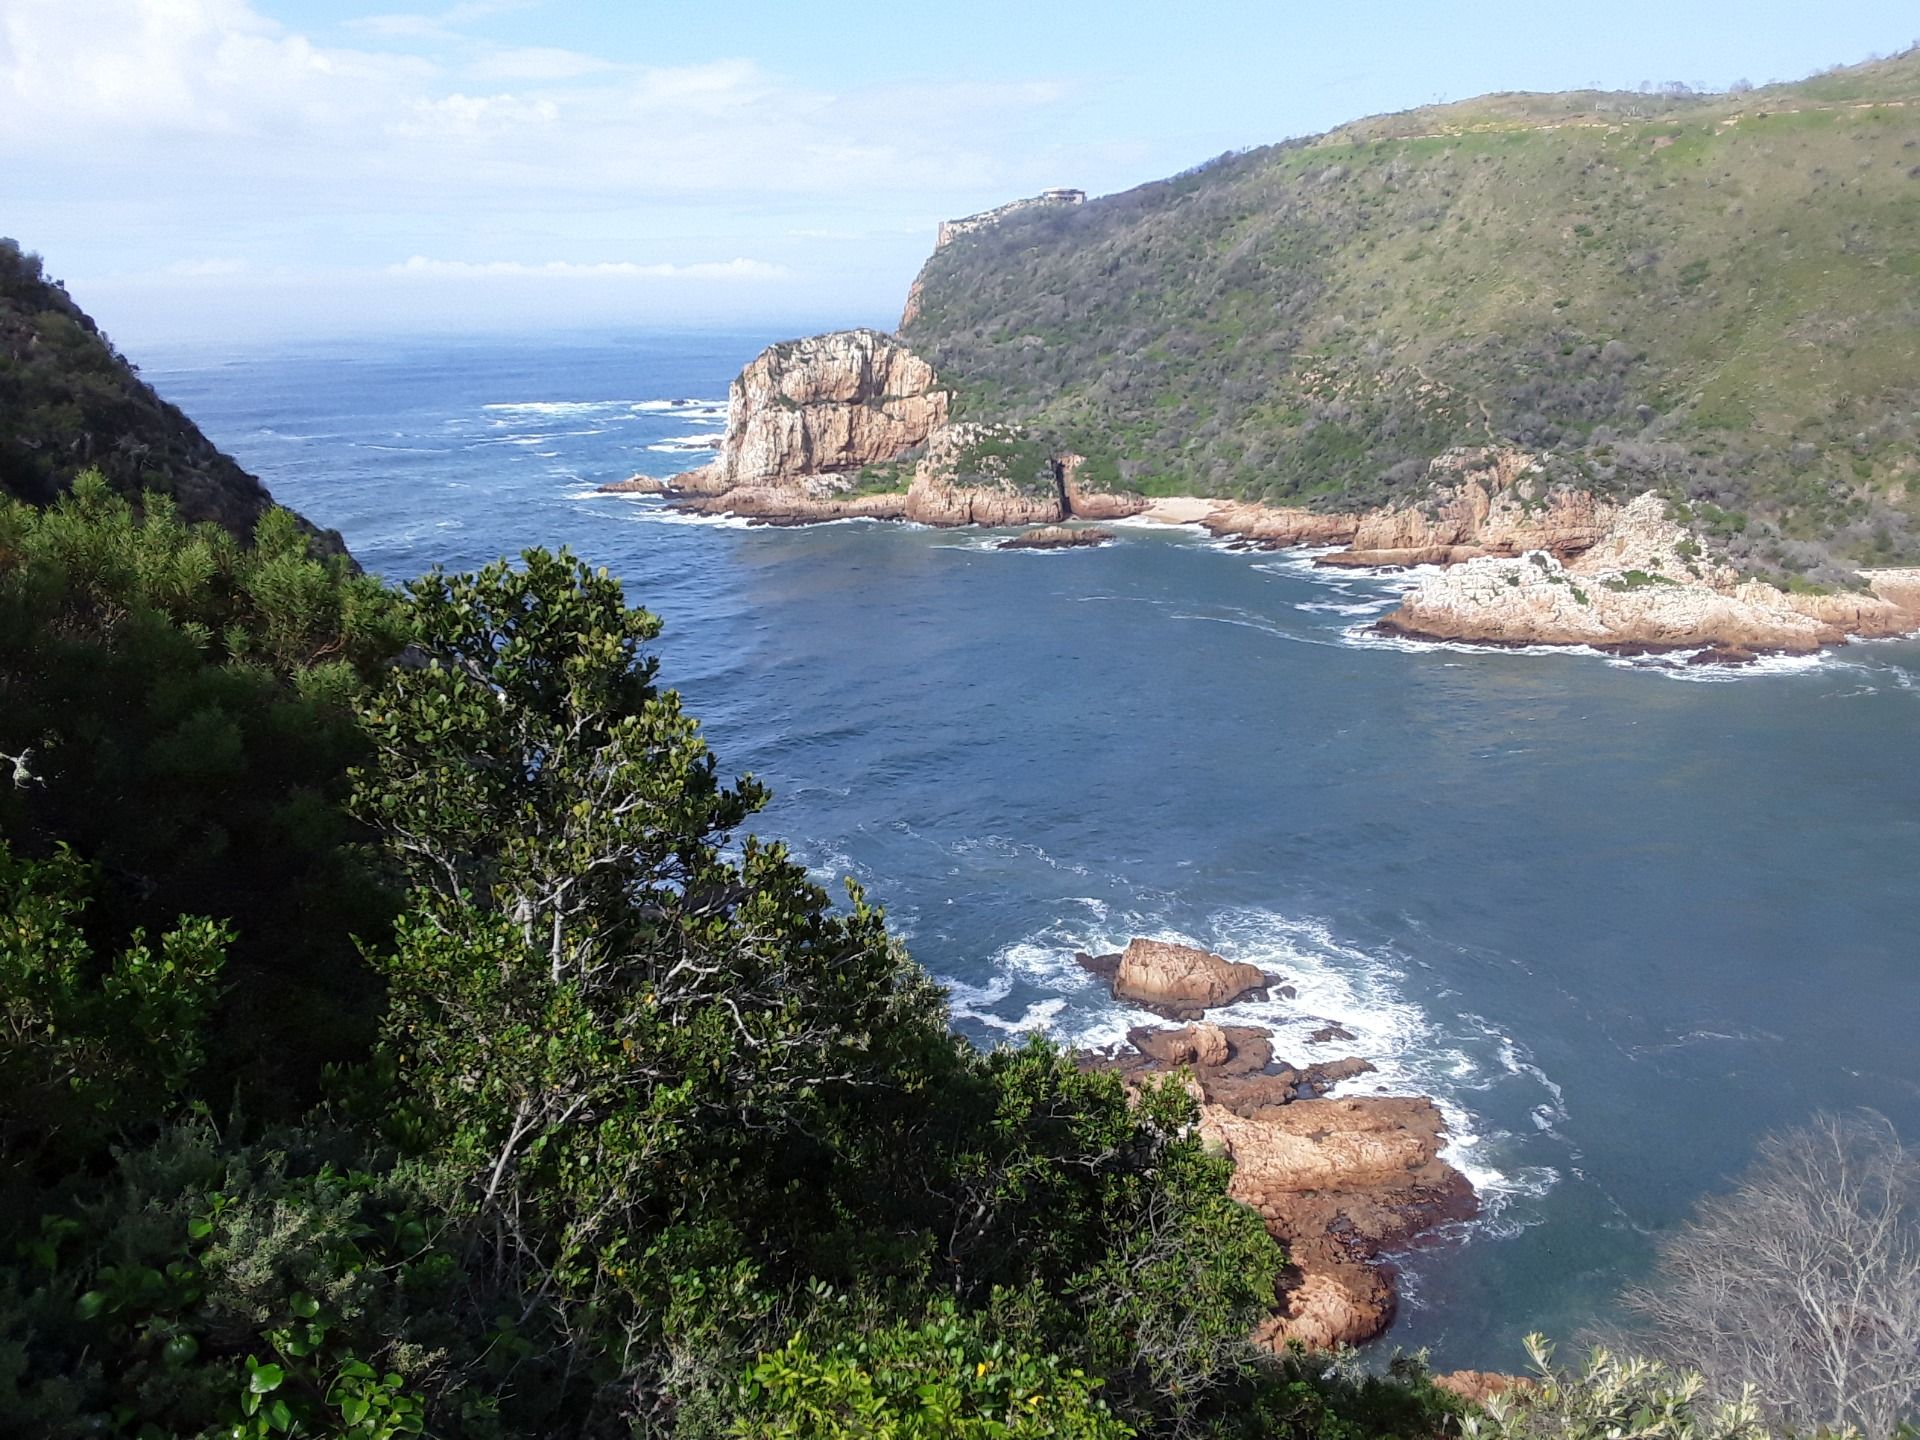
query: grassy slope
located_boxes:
[901,51,1920,578]
[0,239,344,552]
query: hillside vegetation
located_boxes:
[902,50,1920,581]
[0,239,343,552]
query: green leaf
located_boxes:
[250,1362,285,1394]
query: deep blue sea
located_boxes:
[144,329,1920,1370]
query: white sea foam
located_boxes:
[482,399,632,417]
[633,398,728,420]
[945,833,1093,877]
[1294,597,1397,617]
[1103,513,1212,533]
[601,503,758,529]
[1608,649,1834,683]
[948,903,1564,1254]
[646,434,725,453]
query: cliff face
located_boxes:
[646,330,1145,528]
[673,329,950,494]
[0,241,347,556]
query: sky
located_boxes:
[4,0,1917,347]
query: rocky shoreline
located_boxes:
[1072,938,1477,1350]
[597,330,1920,657]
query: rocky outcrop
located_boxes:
[671,329,949,496]
[1076,938,1275,1020]
[1434,1371,1533,1406]
[622,325,1920,651]
[1165,448,1920,653]
[1085,1021,1475,1351]
[1379,497,1920,654]
[643,333,1145,529]
[898,422,1065,526]
[934,189,1086,251]
[998,525,1114,550]
[1196,447,1614,566]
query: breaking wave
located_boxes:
[944,902,1564,1253]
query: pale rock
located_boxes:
[674,330,948,494]
[1111,938,1271,1018]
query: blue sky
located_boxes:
[4,0,1916,346]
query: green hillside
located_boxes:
[0,239,345,553]
[902,50,1920,581]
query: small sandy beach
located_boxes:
[1135,495,1221,525]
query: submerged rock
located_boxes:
[595,474,668,495]
[997,524,1114,550]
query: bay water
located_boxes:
[145,329,1920,1369]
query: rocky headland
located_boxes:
[598,325,1920,655]
[598,328,1148,529]
[1074,938,1477,1350]
[592,156,1920,658]
[1180,448,1920,656]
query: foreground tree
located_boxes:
[1623,1112,1920,1439]
[0,518,1458,1437]
[1462,1336,1767,1440]
[0,474,405,1105]
[347,550,1288,1434]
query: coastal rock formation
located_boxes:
[1077,938,1275,1020]
[648,334,1146,528]
[1434,1371,1533,1406]
[1380,496,1920,653]
[1085,1021,1475,1350]
[671,329,949,496]
[596,475,667,495]
[998,524,1114,550]
[1061,458,1151,521]
[899,421,1065,526]
[1163,449,1920,653]
[1197,447,1613,567]
[609,318,1920,654]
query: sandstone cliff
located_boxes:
[670,329,949,496]
[620,330,1146,528]
[605,327,1920,652]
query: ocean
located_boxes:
[144,327,1920,1370]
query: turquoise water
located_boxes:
[146,331,1920,1369]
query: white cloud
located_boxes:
[0,0,433,139]
[395,90,560,138]
[389,256,789,281]
[3,0,1093,339]
[165,257,251,276]
[349,0,540,42]
[465,46,613,82]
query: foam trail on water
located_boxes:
[948,903,1564,1255]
